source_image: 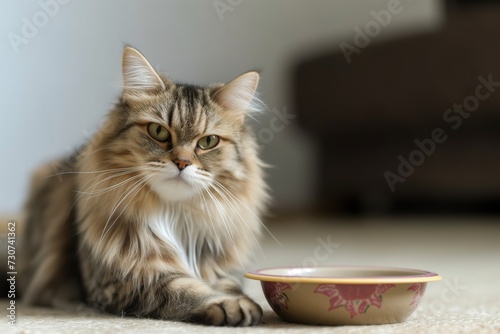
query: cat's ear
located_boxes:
[122,46,165,97]
[211,71,260,115]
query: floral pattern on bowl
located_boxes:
[407,282,426,306]
[262,282,293,312]
[314,283,396,318]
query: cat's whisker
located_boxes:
[76,167,159,211]
[202,186,249,272]
[69,167,155,200]
[78,166,160,198]
[97,175,154,253]
[98,173,156,249]
[48,165,139,178]
[102,174,155,242]
[203,187,236,247]
[208,182,266,261]
[69,167,146,217]
[194,174,248,242]
[194,183,229,270]
[196,174,282,248]
[208,188,266,265]
[79,172,146,197]
[99,172,155,234]
[141,173,159,204]
[194,184,225,255]
[211,179,283,247]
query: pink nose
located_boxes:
[173,159,192,170]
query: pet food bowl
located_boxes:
[245,265,441,325]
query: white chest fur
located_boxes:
[147,199,257,278]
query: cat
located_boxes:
[19,46,268,326]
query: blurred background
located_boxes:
[1,0,499,218]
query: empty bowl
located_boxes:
[245,265,441,325]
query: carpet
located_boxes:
[1,216,499,333]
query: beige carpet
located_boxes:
[2,216,500,333]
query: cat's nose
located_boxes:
[173,158,192,171]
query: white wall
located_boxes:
[0,0,443,214]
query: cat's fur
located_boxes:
[19,47,267,326]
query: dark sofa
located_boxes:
[294,3,500,213]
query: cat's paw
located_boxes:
[194,295,263,326]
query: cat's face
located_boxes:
[100,47,261,203]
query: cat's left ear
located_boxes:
[211,71,260,117]
[122,46,166,99]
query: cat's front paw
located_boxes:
[194,295,263,326]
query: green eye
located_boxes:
[198,135,220,150]
[147,123,170,142]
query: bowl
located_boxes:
[245,265,441,326]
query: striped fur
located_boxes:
[19,47,267,326]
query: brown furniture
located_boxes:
[294,4,500,213]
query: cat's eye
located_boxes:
[198,135,220,150]
[147,123,170,142]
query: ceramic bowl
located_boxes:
[245,265,441,325]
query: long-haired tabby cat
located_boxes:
[19,46,267,326]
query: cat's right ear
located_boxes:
[122,46,166,100]
[211,71,261,118]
